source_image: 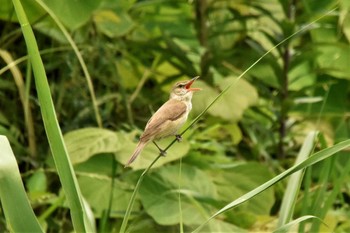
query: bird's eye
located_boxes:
[178,84,184,88]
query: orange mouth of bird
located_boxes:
[185,76,201,92]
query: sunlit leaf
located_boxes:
[64,127,120,164]
[192,77,258,122]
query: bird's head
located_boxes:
[170,76,201,101]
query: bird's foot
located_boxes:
[175,134,182,142]
[159,149,167,157]
[153,141,167,157]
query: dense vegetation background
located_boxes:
[1,0,350,232]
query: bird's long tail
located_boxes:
[125,141,147,167]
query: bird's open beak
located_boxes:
[185,76,201,92]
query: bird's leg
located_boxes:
[175,134,182,142]
[153,141,167,156]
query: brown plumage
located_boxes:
[125,77,200,167]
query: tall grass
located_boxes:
[11,0,95,232]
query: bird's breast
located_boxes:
[154,100,192,140]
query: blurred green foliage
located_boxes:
[1,0,350,232]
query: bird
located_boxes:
[125,76,201,167]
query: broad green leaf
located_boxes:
[64,127,191,169]
[78,175,138,218]
[74,154,115,176]
[211,162,274,216]
[93,10,134,38]
[192,77,258,122]
[42,0,102,30]
[314,44,350,79]
[0,136,43,232]
[1,0,44,22]
[139,164,217,225]
[117,136,190,170]
[310,16,350,79]
[64,127,120,164]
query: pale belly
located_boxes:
[154,113,188,140]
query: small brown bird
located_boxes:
[125,76,201,167]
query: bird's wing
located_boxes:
[140,99,187,141]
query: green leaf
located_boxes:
[0,136,43,232]
[64,127,190,169]
[212,162,274,216]
[78,175,138,218]
[26,170,47,193]
[117,136,190,170]
[340,4,350,42]
[64,127,120,164]
[192,77,258,122]
[42,0,102,30]
[139,164,217,225]
[289,61,316,91]
[93,10,134,38]
[1,0,44,22]
[314,44,350,79]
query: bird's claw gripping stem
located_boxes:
[153,141,167,156]
[175,134,182,142]
[159,150,167,157]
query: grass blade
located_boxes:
[274,215,325,233]
[11,0,95,232]
[191,138,350,233]
[0,136,43,232]
[277,131,317,227]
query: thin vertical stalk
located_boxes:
[278,0,296,157]
[0,50,36,157]
[195,0,212,81]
